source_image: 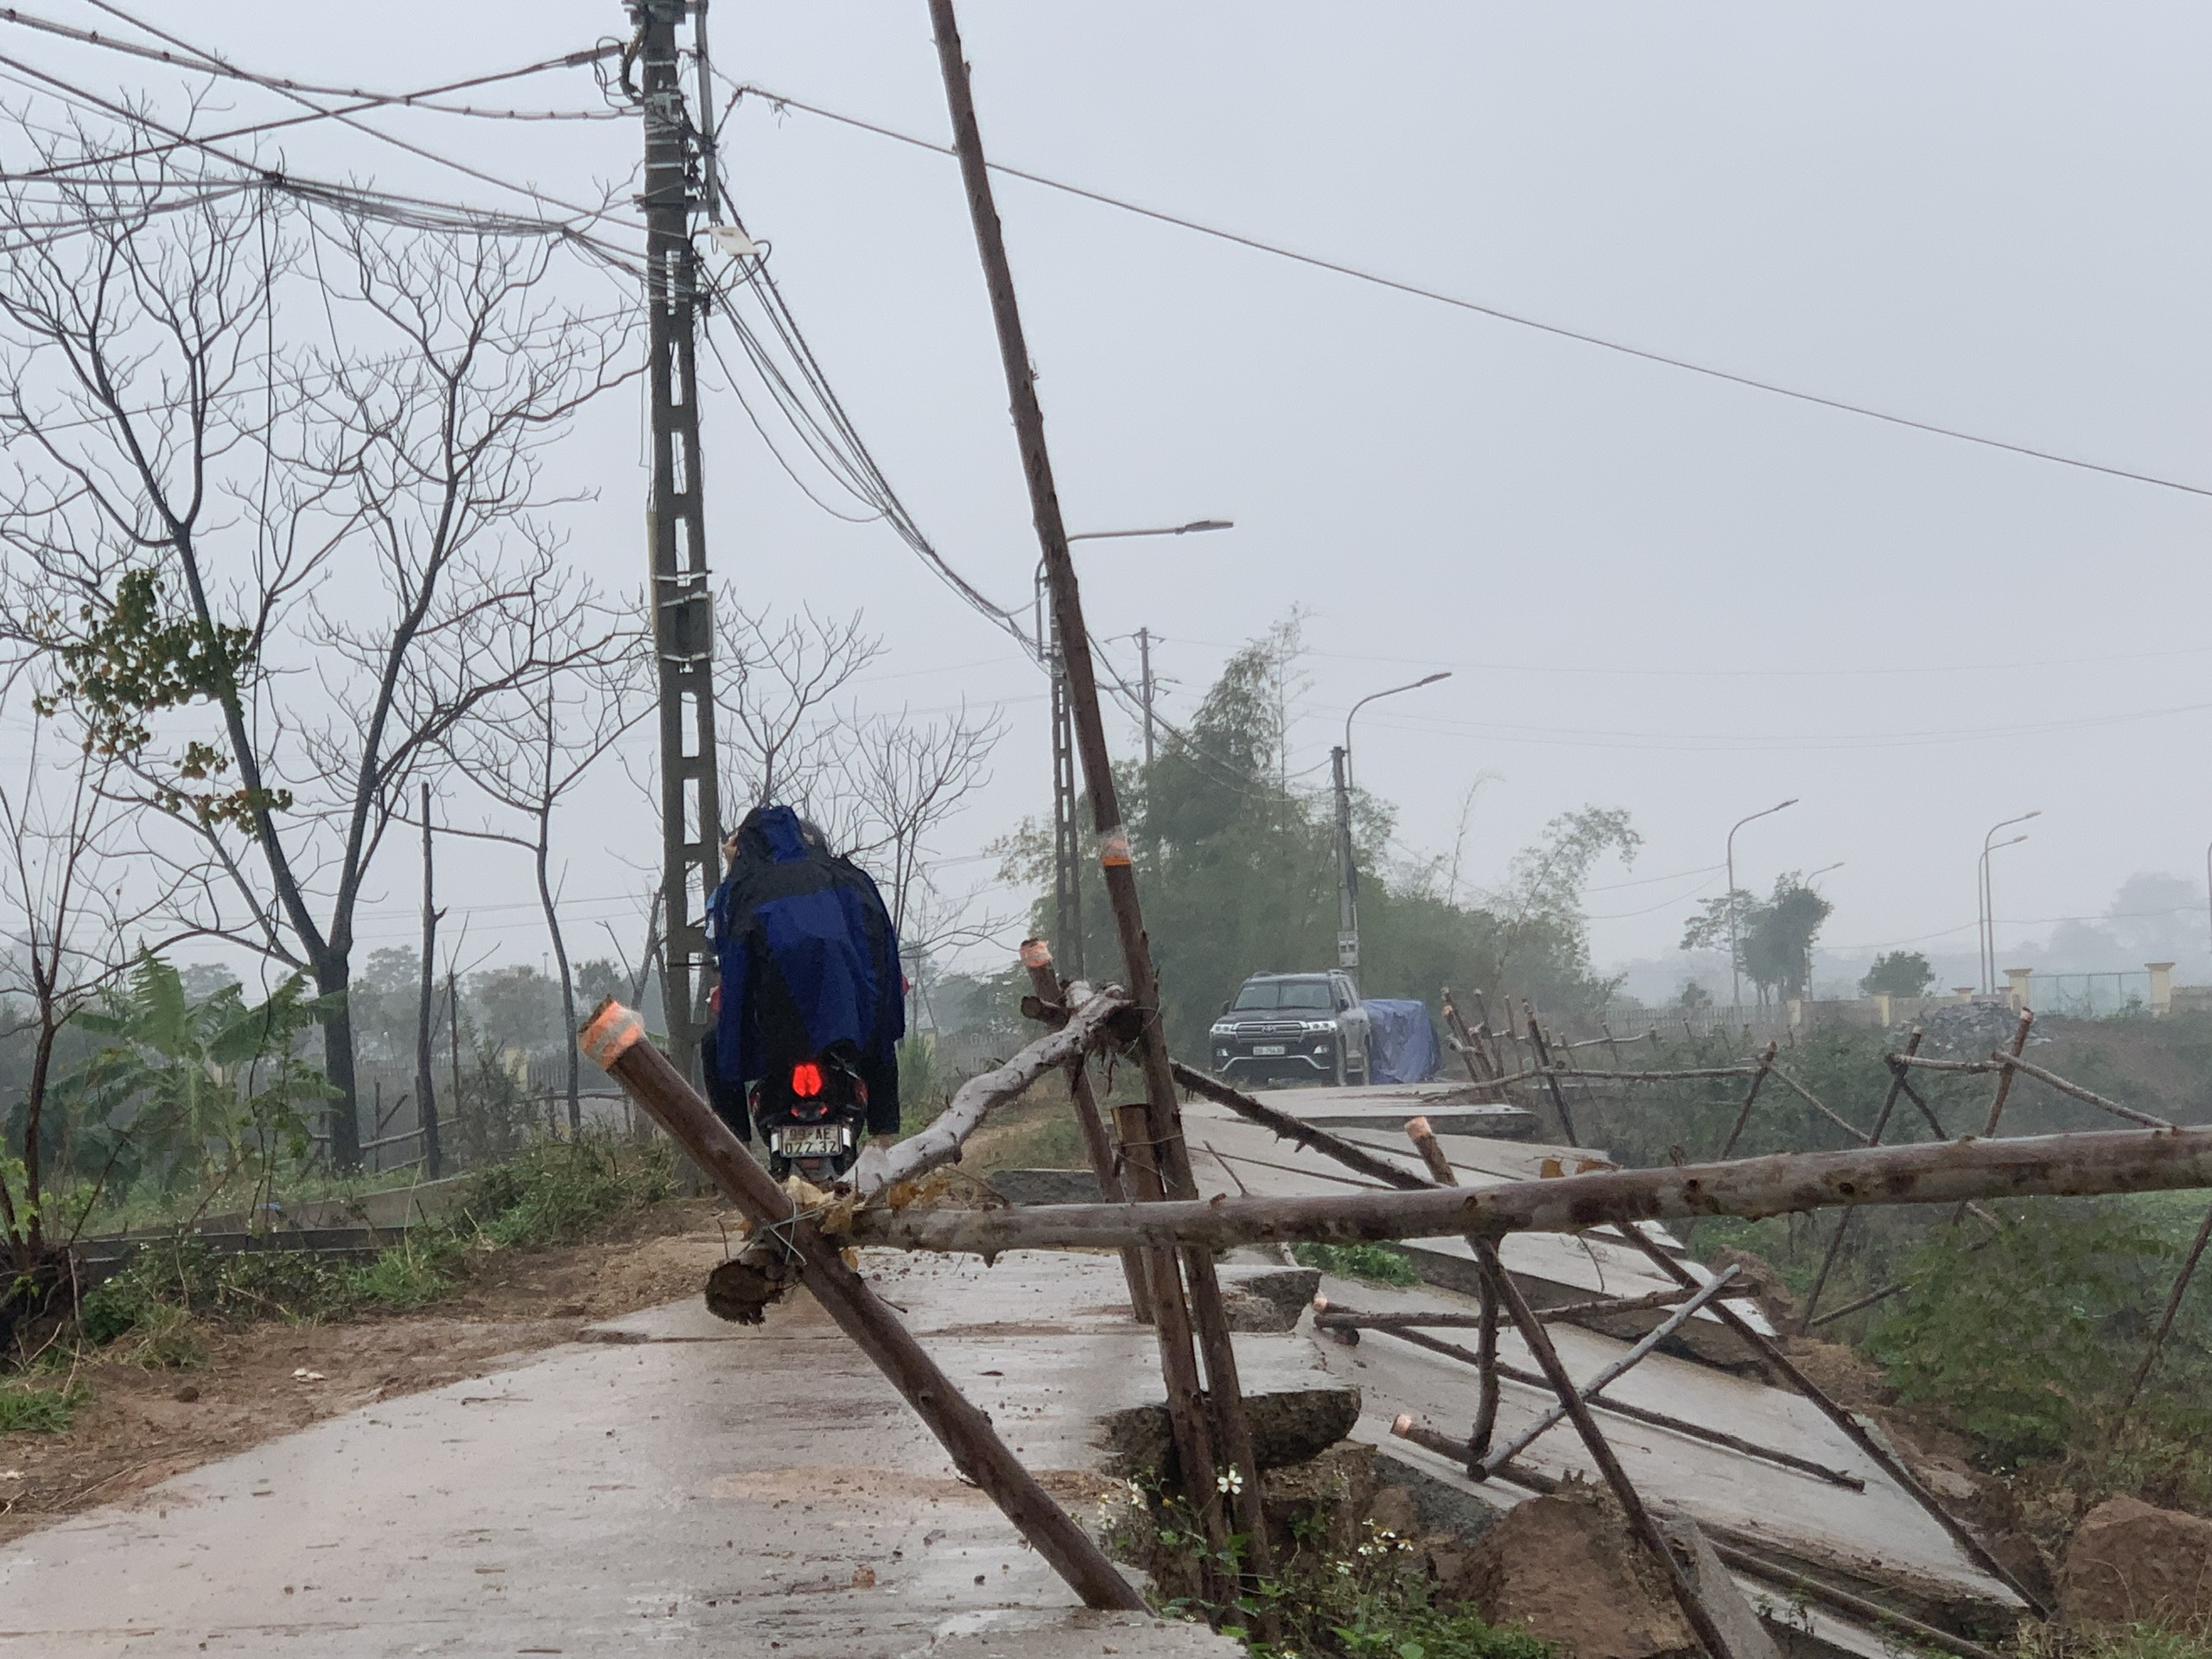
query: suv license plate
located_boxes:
[779,1128,844,1158]
[1251,1044,1287,1057]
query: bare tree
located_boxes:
[439,582,649,1130]
[0,116,637,1166]
[712,601,883,816]
[831,704,1007,962]
[0,683,180,1344]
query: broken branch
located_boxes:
[863,982,1131,1193]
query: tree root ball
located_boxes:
[704,1239,803,1325]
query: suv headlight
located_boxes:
[1300,1020,1338,1033]
[1210,1020,1236,1037]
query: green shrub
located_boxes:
[126,1302,208,1370]
[1294,1242,1422,1287]
[346,1235,462,1311]
[1867,1198,2199,1470]
[460,1131,677,1250]
[0,1377,86,1433]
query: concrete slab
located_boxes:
[1185,1106,1772,1362]
[0,1251,1305,1658]
[1248,1082,1536,1140]
[1314,1271,2022,1626]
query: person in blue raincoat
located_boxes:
[702,804,904,1141]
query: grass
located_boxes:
[2020,1621,2212,1659]
[1104,1476,1551,1659]
[70,1128,677,1347]
[0,1376,86,1434]
[1294,1241,1423,1287]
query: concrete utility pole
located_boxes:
[1332,746,1358,972]
[416,782,443,1179]
[1137,625,1155,769]
[1047,608,1084,981]
[631,0,723,1081]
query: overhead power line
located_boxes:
[727,79,2212,505]
[0,51,649,276]
[0,6,625,118]
[14,3,645,236]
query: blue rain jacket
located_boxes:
[707,804,904,1134]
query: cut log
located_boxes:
[846,1124,2212,1255]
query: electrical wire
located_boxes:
[0,54,648,277]
[725,78,2212,505]
[0,6,626,118]
[20,5,645,238]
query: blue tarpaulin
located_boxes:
[1363,999,1441,1084]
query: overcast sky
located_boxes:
[14,2,2212,986]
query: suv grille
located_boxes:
[1229,1020,1311,1039]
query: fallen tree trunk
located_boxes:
[861,982,1131,1194]
[846,1124,2212,1254]
[579,1000,1144,1612]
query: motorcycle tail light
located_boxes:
[791,1060,823,1098]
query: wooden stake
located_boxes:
[1173,1062,1427,1191]
[1623,1227,2050,1618]
[1020,939,1151,1322]
[1681,1042,1775,1245]
[2114,1198,2212,1421]
[578,1001,1142,1611]
[1800,1027,1922,1327]
[925,2,1273,1605]
[1480,1239,1745,1659]
[1522,1007,1581,1147]
[1894,1051,2175,1130]
[1362,1316,1862,1488]
[1477,1268,1740,1476]
[1402,1116,1499,1466]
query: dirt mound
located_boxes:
[2062,1496,2212,1630]
[1456,1482,1697,1659]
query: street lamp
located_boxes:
[1333,671,1453,977]
[1804,861,1845,882]
[1038,519,1233,978]
[1726,799,1797,1013]
[1979,811,2040,995]
[1065,519,1232,543]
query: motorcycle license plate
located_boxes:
[779,1128,844,1158]
[1251,1045,1287,1057]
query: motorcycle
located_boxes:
[751,1043,871,1185]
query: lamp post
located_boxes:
[1726,800,1797,1013]
[1979,811,2040,995]
[1039,519,1232,976]
[1333,671,1452,978]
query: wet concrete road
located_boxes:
[0,1253,1257,1659]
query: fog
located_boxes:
[16,1,2212,989]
